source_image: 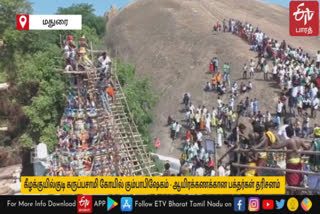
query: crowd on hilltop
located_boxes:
[228,18,320,125]
[164,19,320,193]
[227,19,320,192]
[48,35,131,177]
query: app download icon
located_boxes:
[234,197,245,212]
[275,199,285,210]
[121,197,133,212]
[301,197,312,212]
[107,197,118,211]
[287,197,298,212]
[248,197,260,212]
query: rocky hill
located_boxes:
[106,0,320,157]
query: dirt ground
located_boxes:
[106,0,320,160]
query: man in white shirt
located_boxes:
[195,167,204,176]
[311,97,319,118]
[229,96,234,111]
[311,86,318,99]
[291,86,298,97]
[276,100,283,117]
[316,50,320,68]
[212,107,217,118]
[97,52,111,74]
[278,119,290,141]
[217,97,222,108]
[218,164,226,176]
[272,64,278,80]
[263,62,269,80]
[249,59,255,78]
[196,131,203,142]
[175,122,181,139]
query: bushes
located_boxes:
[151,155,164,172]
[19,133,33,149]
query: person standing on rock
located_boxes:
[223,62,231,87]
[213,57,219,73]
[276,100,283,118]
[223,19,227,32]
[253,98,259,116]
[243,63,248,79]
[280,93,287,116]
[183,93,190,109]
[171,121,177,140]
[263,61,269,80]
[205,113,211,134]
[249,59,255,79]
[316,50,320,69]
[311,95,319,118]
[216,125,223,148]
[175,122,182,139]
[154,138,160,150]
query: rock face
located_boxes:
[106,0,320,157]
[105,5,118,23]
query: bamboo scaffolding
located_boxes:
[55,43,154,176]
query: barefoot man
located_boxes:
[271,126,312,187]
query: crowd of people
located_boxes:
[227,18,320,192]
[165,19,320,193]
[167,91,238,176]
[48,35,131,177]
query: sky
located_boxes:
[30,0,134,16]
[30,0,291,16]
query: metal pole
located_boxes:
[218,146,237,163]
[232,163,320,175]
[234,149,320,155]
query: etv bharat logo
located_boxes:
[77,195,92,213]
[290,1,319,36]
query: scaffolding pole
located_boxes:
[231,163,320,176]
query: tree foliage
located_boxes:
[0,1,104,152]
[19,133,33,149]
[57,3,105,37]
[116,61,158,152]
[0,0,32,35]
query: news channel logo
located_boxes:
[248,197,260,212]
[234,197,246,212]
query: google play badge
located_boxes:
[107,197,118,211]
[301,197,312,212]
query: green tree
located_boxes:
[0,1,106,154]
[0,0,32,35]
[40,124,58,152]
[57,3,105,37]
[19,133,33,149]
